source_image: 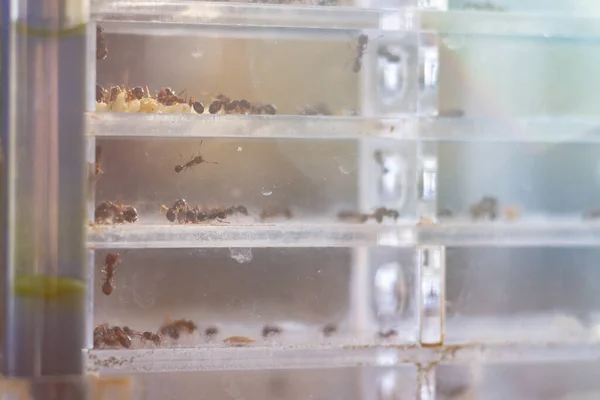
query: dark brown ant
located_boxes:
[226,205,249,216]
[159,319,198,339]
[161,198,188,223]
[260,206,293,221]
[189,97,205,114]
[94,201,115,224]
[207,206,228,221]
[352,34,369,73]
[205,326,219,339]
[337,210,369,223]
[174,141,218,173]
[259,104,277,115]
[128,86,145,101]
[378,329,398,339]
[119,205,138,223]
[584,208,600,220]
[107,85,122,102]
[101,253,121,296]
[140,331,163,346]
[94,324,118,348]
[322,323,337,337]
[155,87,186,106]
[262,325,283,338]
[224,100,240,114]
[238,99,252,114]
[96,84,107,103]
[184,208,198,223]
[95,145,104,176]
[111,326,133,348]
[438,208,453,218]
[371,207,400,223]
[209,99,224,114]
[122,326,136,337]
[96,25,108,60]
[94,201,138,224]
[469,196,498,220]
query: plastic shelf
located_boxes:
[92,2,600,40]
[86,341,600,373]
[88,220,600,249]
[91,1,414,31]
[90,114,600,142]
[89,113,411,139]
[88,223,415,249]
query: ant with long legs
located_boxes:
[101,253,121,296]
[174,141,218,173]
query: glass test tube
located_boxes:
[1,0,90,383]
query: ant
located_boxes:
[352,34,369,73]
[157,87,186,106]
[127,86,145,101]
[378,329,398,339]
[95,201,138,224]
[188,96,205,114]
[226,205,249,216]
[469,196,498,220]
[322,323,337,337]
[161,198,188,223]
[238,99,252,114]
[259,206,293,221]
[96,84,107,103]
[94,324,117,348]
[95,145,104,176]
[159,318,198,339]
[337,210,369,223]
[262,325,283,338]
[174,141,218,173]
[140,331,163,346]
[96,25,108,60]
[205,326,219,339]
[101,253,121,296]
[371,207,400,223]
[259,104,277,115]
[111,326,133,348]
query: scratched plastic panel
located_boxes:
[92,138,418,229]
[92,247,418,349]
[95,25,419,117]
[128,367,419,400]
[445,247,600,344]
[436,361,600,400]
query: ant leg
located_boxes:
[177,89,187,103]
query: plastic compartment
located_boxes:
[90,137,419,245]
[436,32,600,118]
[91,247,418,349]
[98,367,419,400]
[436,360,600,400]
[445,247,600,344]
[95,23,423,117]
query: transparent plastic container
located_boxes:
[4,0,600,399]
